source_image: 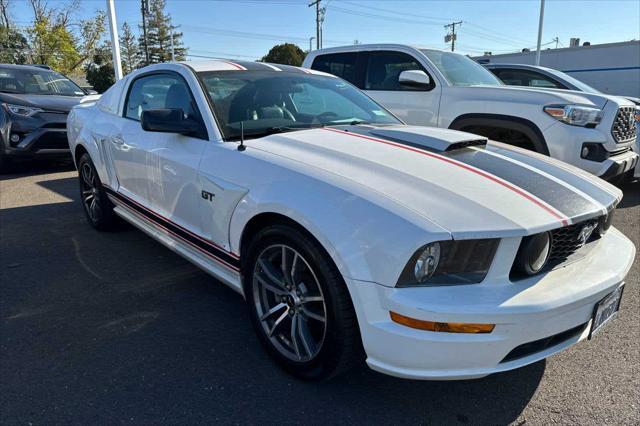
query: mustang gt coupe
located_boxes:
[67,60,635,381]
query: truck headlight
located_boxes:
[543,105,602,127]
[3,103,44,117]
[397,239,500,286]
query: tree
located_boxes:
[138,0,186,65]
[85,43,114,93]
[26,0,105,76]
[120,22,139,74]
[260,43,306,66]
[0,1,29,64]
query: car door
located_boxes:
[362,50,440,126]
[118,70,208,236]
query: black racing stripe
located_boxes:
[235,61,274,71]
[346,126,603,220]
[104,187,240,270]
[445,148,603,219]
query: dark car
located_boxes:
[0,64,97,173]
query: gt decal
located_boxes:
[201,190,215,202]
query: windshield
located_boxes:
[197,71,401,140]
[421,50,502,87]
[546,68,601,93]
[0,67,86,96]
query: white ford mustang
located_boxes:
[67,60,635,381]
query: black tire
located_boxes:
[244,224,362,381]
[77,153,116,230]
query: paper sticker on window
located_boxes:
[372,110,387,116]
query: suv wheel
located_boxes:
[78,153,116,230]
[244,224,362,380]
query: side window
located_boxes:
[365,51,427,91]
[494,69,563,89]
[311,53,358,86]
[124,74,197,121]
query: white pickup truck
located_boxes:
[303,44,638,181]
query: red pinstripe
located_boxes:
[323,127,570,226]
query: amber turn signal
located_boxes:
[390,311,495,334]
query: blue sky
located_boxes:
[11,0,640,59]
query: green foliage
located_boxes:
[138,0,187,65]
[85,43,114,93]
[120,22,139,74]
[260,43,307,66]
[0,26,29,64]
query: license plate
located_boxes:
[589,285,624,339]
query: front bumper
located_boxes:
[347,227,635,380]
[543,120,637,180]
[1,111,71,160]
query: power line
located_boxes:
[444,21,462,52]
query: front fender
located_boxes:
[228,173,450,287]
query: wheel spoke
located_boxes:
[257,259,287,292]
[83,193,94,206]
[301,306,326,323]
[268,310,289,337]
[259,302,287,321]
[290,314,301,359]
[301,296,323,303]
[81,164,93,188]
[297,316,315,356]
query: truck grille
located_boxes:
[611,106,637,143]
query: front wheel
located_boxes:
[78,153,116,230]
[244,224,362,380]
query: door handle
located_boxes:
[111,136,124,145]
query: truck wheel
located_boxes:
[78,153,117,231]
[244,224,362,381]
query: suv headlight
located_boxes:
[3,103,44,117]
[543,104,602,127]
[397,239,500,286]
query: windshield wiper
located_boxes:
[349,119,370,125]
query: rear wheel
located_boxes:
[244,224,362,380]
[78,153,116,230]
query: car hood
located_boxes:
[0,93,95,113]
[462,85,635,109]
[247,125,622,238]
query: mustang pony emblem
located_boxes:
[578,222,598,245]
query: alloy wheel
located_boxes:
[80,162,101,222]
[252,244,328,362]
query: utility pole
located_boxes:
[309,0,321,50]
[106,0,123,80]
[141,0,150,65]
[309,36,315,51]
[553,36,559,49]
[535,0,545,65]
[444,21,462,52]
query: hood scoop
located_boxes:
[368,126,487,152]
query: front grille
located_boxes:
[547,218,599,265]
[611,106,637,143]
[501,322,588,363]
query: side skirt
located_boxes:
[110,199,244,296]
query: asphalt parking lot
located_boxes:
[1,162,638,425]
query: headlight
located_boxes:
[513,232,551,276]
[397,239,500,286]
[543,104,602,127]
[3,103,43,117]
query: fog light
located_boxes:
[514,231,552,276]
[10,133,20,143]
[581,146,590,158]
[390,311,495,333]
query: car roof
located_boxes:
[304,43,452,56]
[0,63,57,72]
[484,63,557,72]
[180,59,334,76]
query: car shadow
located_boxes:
[1,176,544,424]
[618,180,639,209]
[0,159,75,181]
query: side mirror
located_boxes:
[398,70,432,88]
[141,108,199,136]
